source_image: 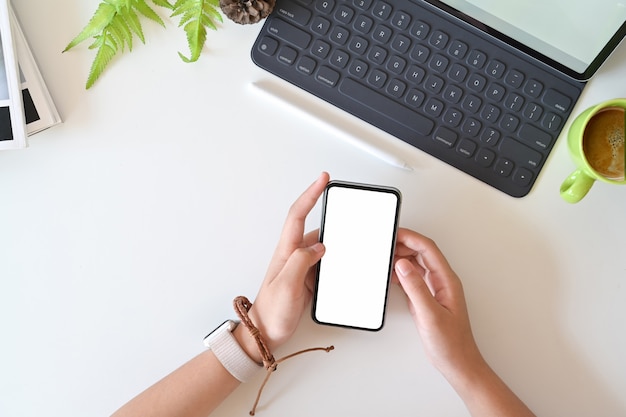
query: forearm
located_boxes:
[444,356,536,417]
[111,325,263,417]
[110,350,240,417]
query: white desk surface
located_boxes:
[2,2,626,416]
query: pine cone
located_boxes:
[220,0,276,25]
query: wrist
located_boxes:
[232,321,265,364]
[439,348,491,394]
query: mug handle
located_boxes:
[560,169,596,203]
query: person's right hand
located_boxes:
[392,228,484,379]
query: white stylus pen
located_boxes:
[251,80,413,171]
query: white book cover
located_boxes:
[0,0,26,149]
[10,6,61,136]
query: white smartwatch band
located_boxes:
[203,320,262,383]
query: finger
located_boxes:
[279,172,329,248]
[395,229,455,281]
[302,229,320,247]
[272,242,325,293]
[395,258,440,320]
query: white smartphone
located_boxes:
[312,181,401,331]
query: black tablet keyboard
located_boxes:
[251,0,586,197]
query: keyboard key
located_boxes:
[457,138,477,157]
[387,79,407,97]
[504,69,525,87]
[372,2,393,20]
[467,73,486,92]
[339,78,435,135]
[277,46,298,65]
[391,34,412,53]
[518,123,552,150]
[462,118,482,137]
[462,95,482,113]
[311,16,331,35]
[349,36,369,54]
[297,56,317,75]
[425,74,444,94]
[494,158,514,176]
[476,147,496,167]
[410,20,430,40]
[500,114,520,132]
[523,102,543,122]
[368,45,388,64]
[353,0,373,10]
[410,44,430,63]
[334,5,354,23]
[349,59,369,78]
[329,26,350,45]
[542,88,571,112]
[481,127,500,145]
[504,92,524,111]
[485,60,506,78]
[443,84,462,104]
[277,2,312,26]
[512,168,533,187]
[353,14,373,33]
[268,19,311,48]
[257,36,278,56]
[542,112,562,131]
[311,39,331,58]
[499,137,542,169]
[387,56,407,74]
[443,108,463,127]
[368,69,387,88]
[429,54,449,73]
[373,24,393,43]
[424,98,444,117]
[448,40,468,59]
[433,126,457,147]
[316,0,335,14]
[316,66,340,87]
[467,50,487,69]
[524,79,543,97]
[429,30,449,49]
[330,50,350,68]
[391,11,411,29]
[405,88,425,108]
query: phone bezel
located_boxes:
[312,180,402,332]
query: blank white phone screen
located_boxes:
[314,183,400,331]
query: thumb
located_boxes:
[395,258,438,317]
[276,242,325,287]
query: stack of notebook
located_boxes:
[0,1,61,151]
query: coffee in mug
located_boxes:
[582,107,625,180]
[560,98,626,203]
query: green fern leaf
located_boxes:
[172,0,222,63]
[86,33,118,89]
[63,2,116,52]
[133,0,167,26]
[152,0,174,10]
[123,7,145,43]
[65,0,170,88]
[110,12,134,51]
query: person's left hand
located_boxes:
[238,172,329,358]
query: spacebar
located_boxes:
[338,78,434,136]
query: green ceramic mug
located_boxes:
[560,98,626,203]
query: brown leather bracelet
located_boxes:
[233,296,334,415]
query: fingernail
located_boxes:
[395,259,414,277]
[310,242,324,253]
